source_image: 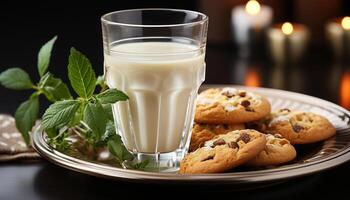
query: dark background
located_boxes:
[0,0,196,114]
[1,0,350,114]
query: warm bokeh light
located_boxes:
[282,22,294,35]
[245,0,261,15]
[244,68,261,87]
[341,16,350,30]
[340,71,350,110]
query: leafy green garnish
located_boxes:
[102,104,114,121]
[14,93,39,144]
[0,68,34,90]
[131,160,150,169]
[38,36,57,77]
[39,73,72,102]
[68,48,96,98]
[42,100,81,129]
[108,135,134,162]
[96,88,129,104]
[0,36,147,169]
[83,102,108,141]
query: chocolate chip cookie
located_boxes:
[189,123,245,152]
[179,129,266,174]
[266,109,336,144]
[194,88,271,124]
[246,134,297,167]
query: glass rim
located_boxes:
[101,8,208,28]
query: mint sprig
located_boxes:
[42,47,127,147]
[14,93,39,144]
[42,100,81,129]
[0,36,148,169]
[68,48,96,98]
[83,102,108,141]
[0,36,71,144]
[38,36,57,77]
[0,68,34,90]
[39,73,72,102]
[96,88,129,104]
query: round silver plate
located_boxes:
[32,85,350,184]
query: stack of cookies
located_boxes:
[180,87,336,174]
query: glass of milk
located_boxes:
[101,9,208,171]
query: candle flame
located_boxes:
[340,71,350,110]
[341,16,350,30]
[282,22,293,35]
[244,68,261,87]
[245,0,261,15]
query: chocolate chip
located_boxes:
[239,91,246,97]
[222,91,235,98]
[201,155,214,162]
[292,124,303,133]
[212,138,226,147]
[228,141,239,149]
[241,100,251,107]
[238,133,251,143]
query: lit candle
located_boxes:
[267,22,310,64]
[340,70,350,109]
[244,68,261,87]
[231,0,273,57]
[326,16,350,62]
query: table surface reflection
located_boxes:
[0,45,350,199]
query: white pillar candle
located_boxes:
[267,22,310,64]
[231,0,273,56]
[326,16,350,61]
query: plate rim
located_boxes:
[32,85,350,183]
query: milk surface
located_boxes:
[105,42,205,153]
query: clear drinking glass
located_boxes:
[101,9,208,172]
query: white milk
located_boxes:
[105,42,205,153]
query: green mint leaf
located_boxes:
[131,160,150,169]
[0,68,34,90]
[68,48,96,98]
[39,73,72,102]
[95,89,128,104]
[95,120,116,146]
[45,127,59,139]
[38,36,57,77]
[108,136,123,161]
[69,102,86,126]
[42,100,80,129]
[102,104,114,121]
[83,102,108,141]
[14,93,39,145]
[108,135,133,162]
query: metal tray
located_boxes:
[32,85,350,184]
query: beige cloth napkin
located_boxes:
[0,114,41,162]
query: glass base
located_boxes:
[123,150,186,172]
